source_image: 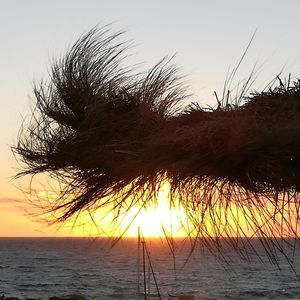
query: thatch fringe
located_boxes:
[13,27,300,261]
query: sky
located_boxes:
[1,0,300,237]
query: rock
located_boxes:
[0,296,38,300]
[49,295,87,300]
[0,294,86,300]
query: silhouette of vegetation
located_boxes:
[13,26,300,262]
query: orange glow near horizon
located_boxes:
[1,182,299,238]
[60,184,190,238]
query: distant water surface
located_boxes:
[0,238,299,299]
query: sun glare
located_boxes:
[33,185,189,238]
[32,185,300,239]
[117,199,188,237]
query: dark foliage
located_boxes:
[13,27,300,262]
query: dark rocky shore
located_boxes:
[0,295,87,300]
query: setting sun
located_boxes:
[28,183,300,239]
[116,198,188,237]
[56,184,191,238]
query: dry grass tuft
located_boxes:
[13,27,300,264]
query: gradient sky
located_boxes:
[1,0,300,236]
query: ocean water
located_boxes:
[0,237,299,300]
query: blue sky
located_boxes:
[1,0,300,235]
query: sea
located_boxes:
[0,237,299,300]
